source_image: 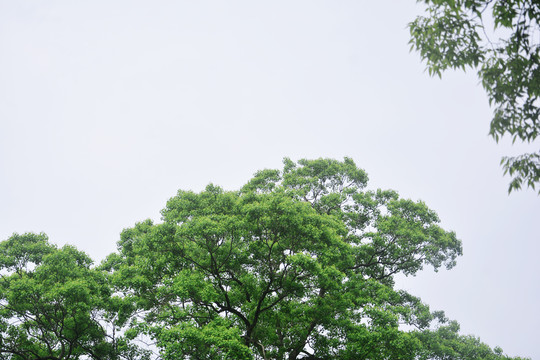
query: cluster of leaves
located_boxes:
[409,0,540,193]
[0,233,150,360]
[0,159,530,359]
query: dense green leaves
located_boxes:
[102,158,523,359]
[413,317,530,360]
[409,0,540,193]
[0,234,149,360]
[1,158,529,359]
[0,234,108,359]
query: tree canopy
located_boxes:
[409,0,540,193]
[99,158,526,360]
[0,233,149,360]
[1,158,530,359]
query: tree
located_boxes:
[409,0,540,193]
[0,233,149,360]
[412,312,530,360]
[103,157,527,359]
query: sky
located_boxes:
[1,1,538,358]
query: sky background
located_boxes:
[1,1,538,358]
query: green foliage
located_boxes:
[2,158,529,359]
[104,157,520,360]
[0,233,149,360]
[409,0,540,194]
[413,316,530,360]
[0,233,106,359]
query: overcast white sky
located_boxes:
[1,1,538,358]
